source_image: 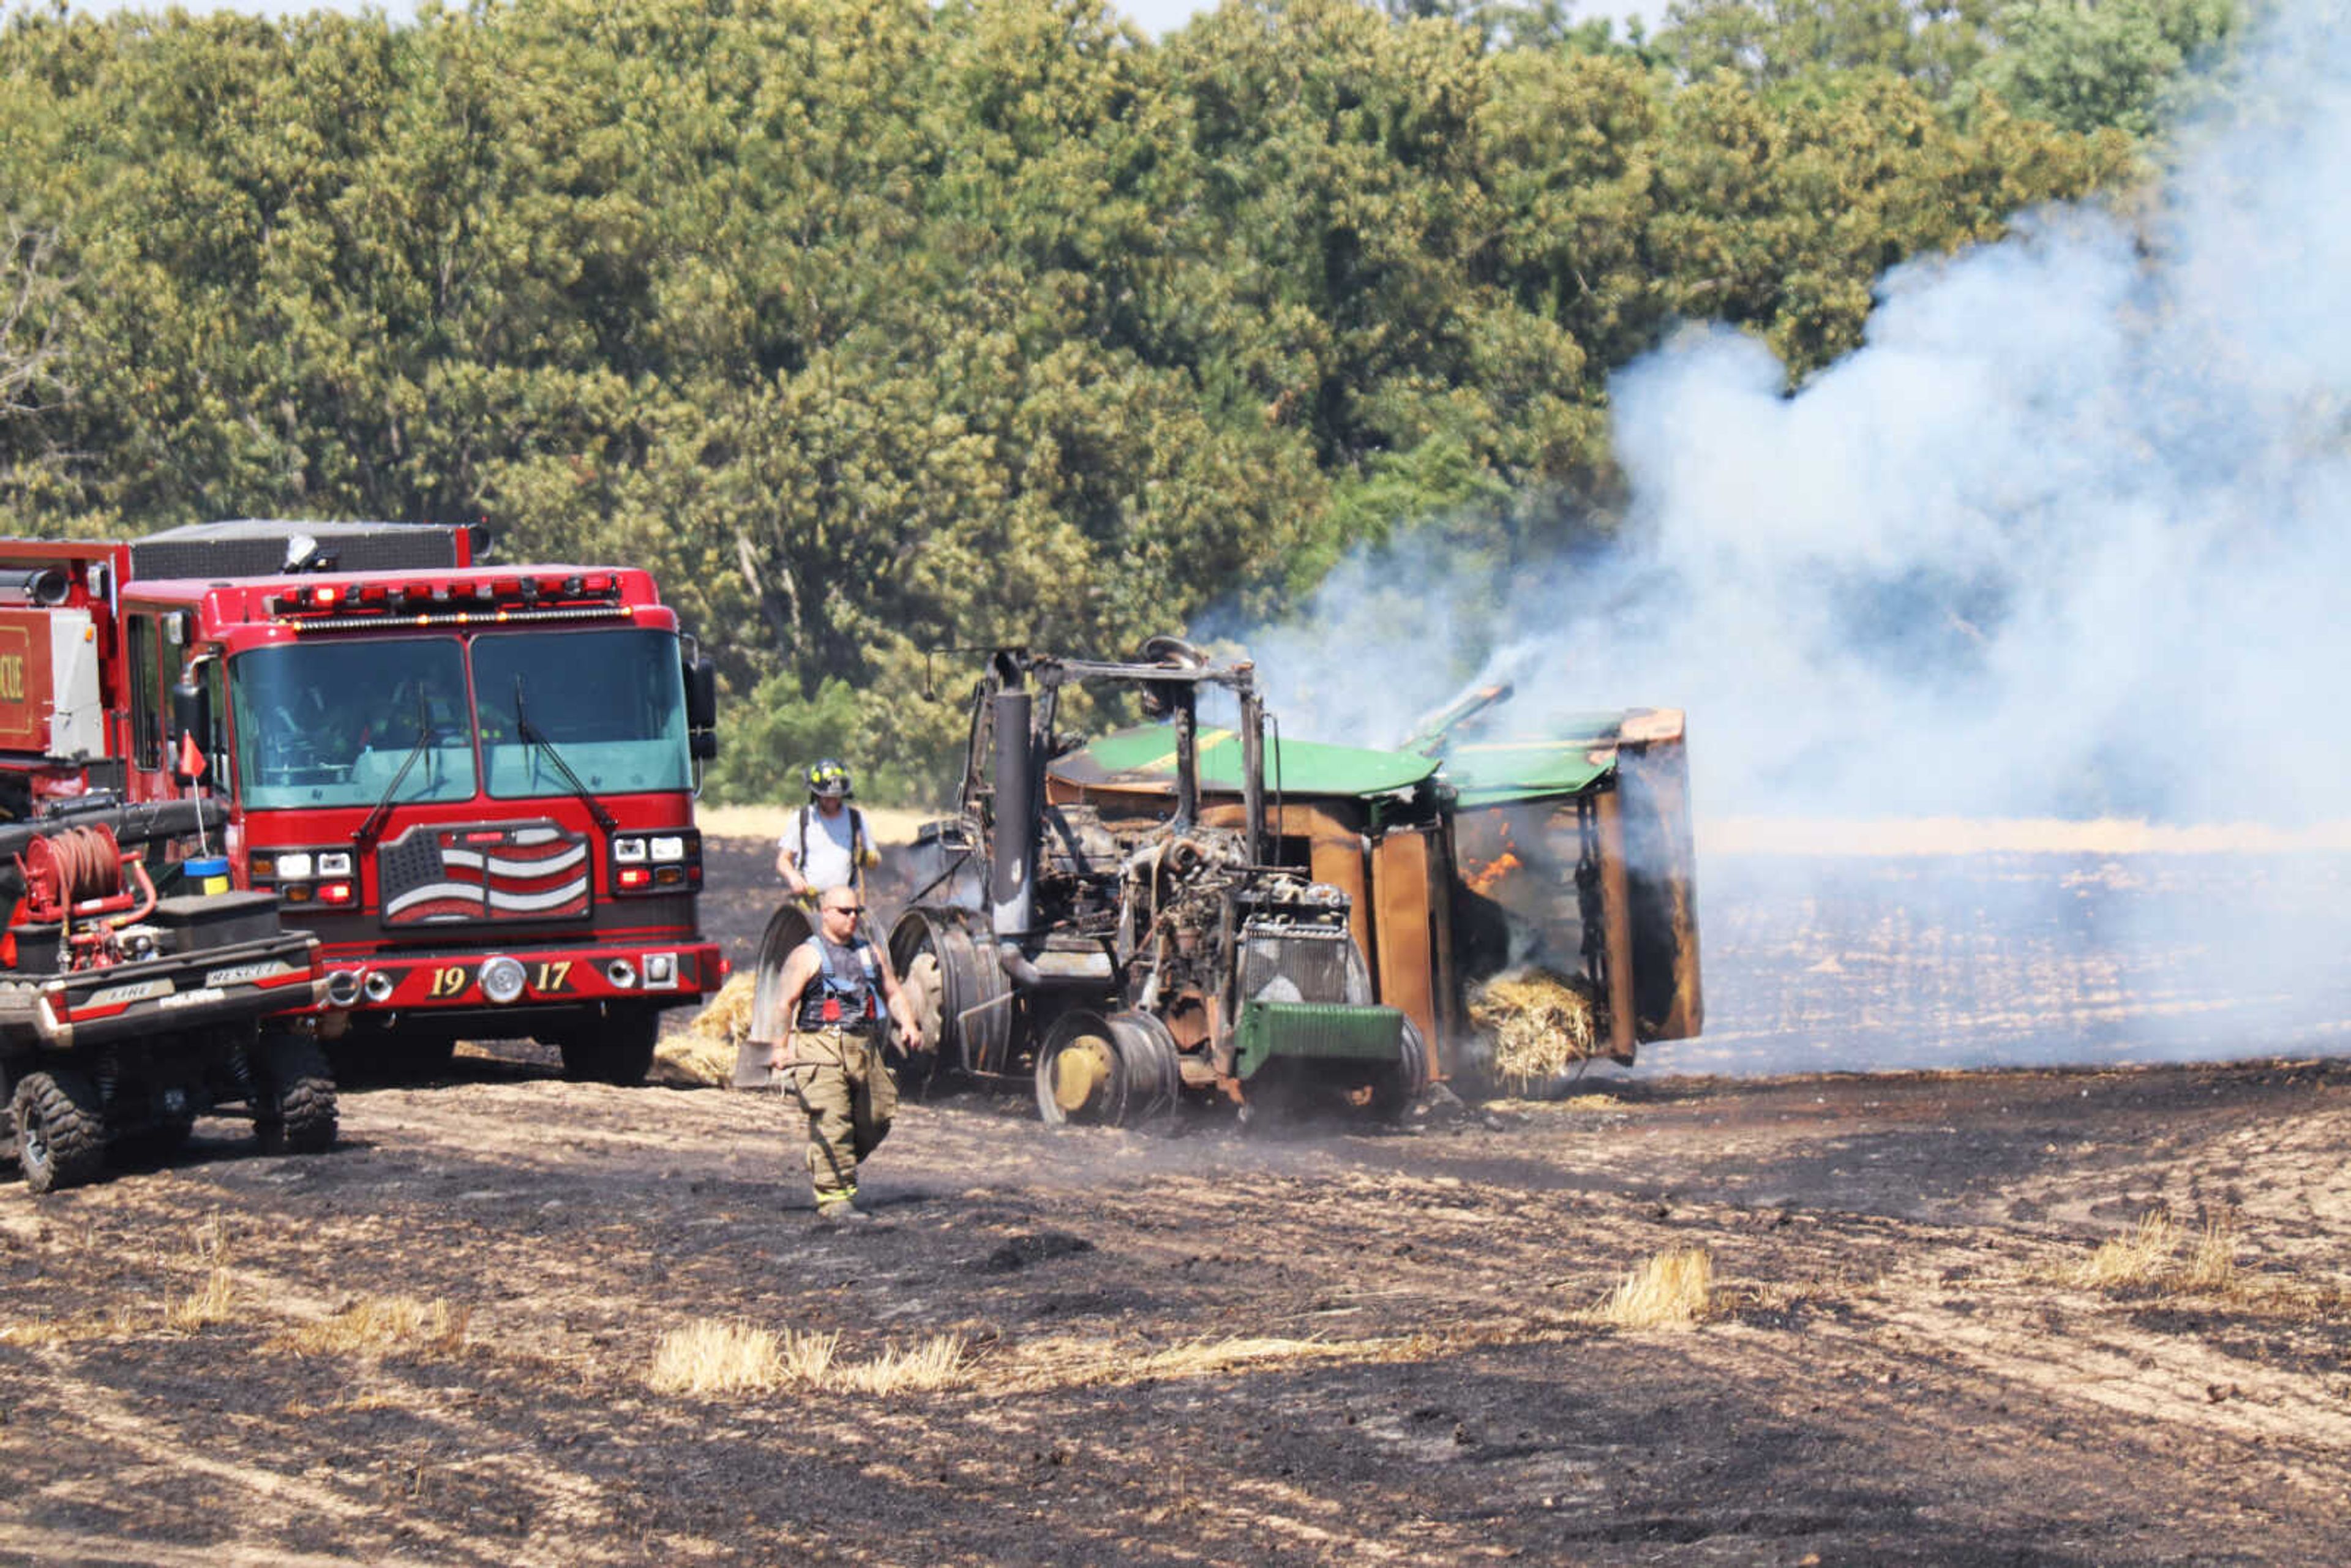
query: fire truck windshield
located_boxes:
[228,627,687,810]
[472,628,689,798]
[232,637,477,809]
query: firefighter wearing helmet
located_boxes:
[774,757,879,901]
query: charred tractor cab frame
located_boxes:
[789,640,1422,1128]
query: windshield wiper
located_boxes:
[514,676,618,833]
[354,684,435,857]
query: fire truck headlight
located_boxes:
[643,952,678,989]
[613,836,648,863]
[650,836,684,863]
[276,852,314,880]
[317,852,353,877]
[479,956,528,1004]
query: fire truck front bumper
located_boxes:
[305,940,726,1017]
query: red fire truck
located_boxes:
[0,520,724,1083]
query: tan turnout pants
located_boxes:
[782,1025,898,1204]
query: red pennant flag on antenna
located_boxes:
[178,730,206,779]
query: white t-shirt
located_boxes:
[780,805,862,892]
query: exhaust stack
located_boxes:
[990,687,1036,939]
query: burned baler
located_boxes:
[888,643,1422,1127]
[1439,705,1703,1069]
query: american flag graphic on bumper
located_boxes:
[378,822,591,926]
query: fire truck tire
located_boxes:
[255,1033,340,1155]
[12,1068,107,1193]
[560,1005,659,1086]
[1369,1017,1430,1124]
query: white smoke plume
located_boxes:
[1221,4,2351,1073]
[1250,5,2350,825]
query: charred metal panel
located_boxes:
[1372,829,1442,1081]
[1593,790,1638,1065]
[1616,718,1703,1043]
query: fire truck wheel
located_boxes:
[1368,1017,1430,1124]
[12,1068,107,1193]
[560,1005,659,1086]
[255,1033,340,1155]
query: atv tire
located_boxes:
[255,1032,339,1155]
[12,1068,108,1193]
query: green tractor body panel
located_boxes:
[1436,722,1626,808]
[1234,1000,1408,1079]
[1052,726,1439,800]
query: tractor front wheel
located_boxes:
[1368,1018,1431,1124]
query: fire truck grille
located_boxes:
[377,821,591,927]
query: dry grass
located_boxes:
[650,1319,785,1395]
[188,1214,231,1266]
[649,1319,969,1397]
[652,975,752,1087]
[834,1332,967,1395]
[1588,1248,1716,1331]
[2047,1211,2238,1295]
[162,1267,239,1332]
[0,1320,73,1348]
[1468,968,1604,1084]
[274,1296,470,1357]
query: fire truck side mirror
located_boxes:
[685,656,719,755]
[171,679,211,782]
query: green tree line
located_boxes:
[0,0,2235,800]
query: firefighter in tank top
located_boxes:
[768,883,924,1225]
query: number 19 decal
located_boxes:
[427,965,474,998]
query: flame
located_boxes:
[1463,820,1526,897]
[1464,850,1523,896]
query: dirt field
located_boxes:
[5,835,2350,1565]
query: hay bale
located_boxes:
[1467,967,1604,1087]
[651,973,757,1087]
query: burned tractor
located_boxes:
[0,799,332,1191]
[886,643,1421,1127]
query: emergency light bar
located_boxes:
[269,573,624,621]
[288,605,632,635]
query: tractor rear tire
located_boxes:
[560,1004,660,1086]
[255,1033,340,1155]
[12,1068,108,1193]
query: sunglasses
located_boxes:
[823,903,865,915]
